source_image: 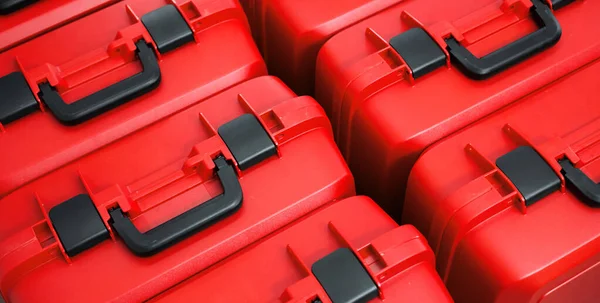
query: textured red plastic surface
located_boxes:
[151,196,452,303]
[0,0,266,198]
[0,76,354,303]
[240,0,401,95]
[0,0,117,52]
[404,57,600,302]
[315,0,600,219]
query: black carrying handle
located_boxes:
[0,0,38,14]
[38,40,161,125]
[559,159,600,207]
[445,0,562,80]
[109,157,243,257]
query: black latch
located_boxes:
[218,114,278,171]
[389,28,446,79]
[49,194,110,257]
[0,0,38,15]
[498,146,600,207]
[0,72,38,125]
[141,5,194,54]
[311,248,378,303]
[496,146,561,206]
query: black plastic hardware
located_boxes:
[141,5,194,54]
[0,72,38,124]
[389,28,446,79]
[312,248,378,303]
[38,40,161,125]
[559,159,600,207]
[218,114,278,171]
[49,194,110,257]
[496,146,561,206]
[0,0,38,15]
[109,156,242,257]
[551,0,577,10]
[445,0,562,79]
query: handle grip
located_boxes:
[109,157,243,257]
[560,159,600,207]
[38,40,161,125]
[445,0,562,80]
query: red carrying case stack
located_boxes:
[315,0,600,218]
[240,0,402,95]
[0,0,117,52]
[404,55,600,302]
[151,196,453,303]
[0,0,266,198]
[0,76,354,302]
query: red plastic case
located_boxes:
[240,0,402,95]
[0,76,354,303]
[404,56,600,302]
[151,196,453,303]
[0,0,117,52]
[0,0,266,198]
[315,0,600,218]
